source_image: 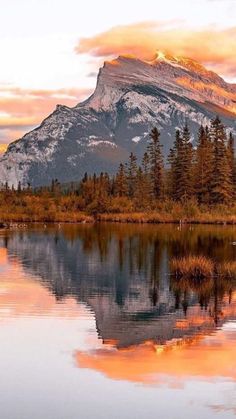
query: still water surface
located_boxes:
[0,223,236,419]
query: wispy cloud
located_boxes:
[0,86,92,146]
[76,21,236,79]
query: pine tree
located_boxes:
[126,152,138,198]
[95,172,110,212]
[115,163,128,197]
[168,127,193,202]
[142,152,150,175]
[141,152,152,198]
[147,127,164,199]
[227,132,236,198]
[171,130,183,200]
[209,117,233,204]
[176,124,194,202]
[195,126,213,204]
[167,146,177,199]
[134,166,152,209]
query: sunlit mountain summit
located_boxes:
[0,53,235,187]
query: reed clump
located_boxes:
[171,256,236,280]
[218,261,236,279]
[171,256,215,279]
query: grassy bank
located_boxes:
[96,198,236,224]
[97,212,236,224]
[0,193,235,224]
[1,211,236,225]
[0,210,93,224]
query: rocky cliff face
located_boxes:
[0,53,236,187]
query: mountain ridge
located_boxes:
[0,53,235,187]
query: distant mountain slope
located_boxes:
[0,52,235,187]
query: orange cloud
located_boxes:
[0,86,92,145]
[76,331,236,385]
[76,22,236,79]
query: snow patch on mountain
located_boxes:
[132,136,142,143]
[88,139,117,148]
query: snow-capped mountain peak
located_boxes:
[0,54,235,187]
[85,53,236,114]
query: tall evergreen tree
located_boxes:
[227,132,236,198]
[169,127,193,201]
[177,124,194,201]
[195,125,213,204]
[209,117,233,204]
[134,167,150,209]
[167,143,178,199]
[141,152,152,198]
[126,152,138,198]
[147,127,164,199]
[115,163,128,197]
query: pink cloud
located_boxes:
[76,22,236,79]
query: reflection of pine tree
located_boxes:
[149,239,162,306]
[182,290,189,316]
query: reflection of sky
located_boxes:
[0,228,236,419]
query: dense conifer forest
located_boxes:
[0,116,235,224]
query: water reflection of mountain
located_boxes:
[1,224,236,348]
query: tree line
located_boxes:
[1,116,235,216]
[77,116,235,211]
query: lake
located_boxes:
[0,223,236,419]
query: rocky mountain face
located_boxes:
[0,52,236,187]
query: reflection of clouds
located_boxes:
[76,325,236,385]
[0,248,8,272]
[209,405,236,414]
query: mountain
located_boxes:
[0,52,236,187]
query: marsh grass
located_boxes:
[218,261,236,279]
[171,256,236,280]
[171,256,215,279]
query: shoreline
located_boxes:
[1,211,236,227]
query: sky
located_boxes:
[0,0,235,148]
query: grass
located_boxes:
[0,210,94,224]
[0,193,235,225]
[171,256,236,280]
[97,211,236,224]
[97,201,236,224]
[218,261,236,279]
[171,256,215,279]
